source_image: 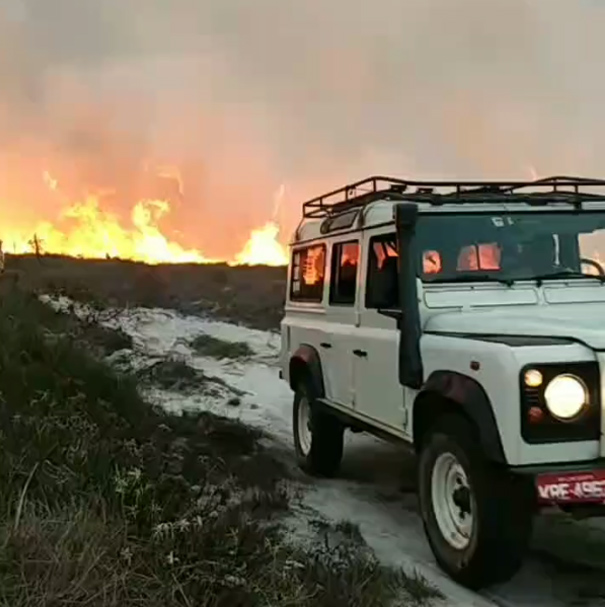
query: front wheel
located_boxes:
[418,415,534,589]
[293,380,344,478]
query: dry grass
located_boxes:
[0,288,442,606]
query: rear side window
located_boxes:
[290,244,326,302]
[365,233,399,309]
[329,240,360,305]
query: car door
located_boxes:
[352,229,410,435]
[323,238,361,408]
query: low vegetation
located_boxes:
[7,253,286,330]
[190,333,254,360]
[0,285,442,606]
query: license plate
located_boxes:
[536,469,605,504]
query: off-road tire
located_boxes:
[418,414,534,589]
[293,379,344,478]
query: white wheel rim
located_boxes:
[297,396,312,455]
[431,452,475,550]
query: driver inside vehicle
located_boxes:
[495,235,558,277]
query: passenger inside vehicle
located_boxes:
[371,255,399,308]
[337,251,359,300]
[367,239,399,308]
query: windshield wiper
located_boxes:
[428,274,515,286]
[522,270,605,285]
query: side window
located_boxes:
[329,240,360,305]
[365,233,399,309]
[290,244,326,302]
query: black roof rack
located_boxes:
[301,175,605,218]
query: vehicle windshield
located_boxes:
[415,211,605,284]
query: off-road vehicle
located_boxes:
[279,175,605,589]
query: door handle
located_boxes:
[353,349,367,357]
[320,342,332,349]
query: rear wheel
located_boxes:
[293,379,344,477]
[418,414,534,589]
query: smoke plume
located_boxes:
[0,0,603,256]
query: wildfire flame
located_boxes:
[1,172,289,266]
[232,222,288,266]
[232,183,288,266]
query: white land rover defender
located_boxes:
[279,175,605,589]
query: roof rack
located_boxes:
[301,175,605,218]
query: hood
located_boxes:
[424,304,605,349]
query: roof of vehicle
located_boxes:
[291,175,605,245]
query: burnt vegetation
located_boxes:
[6,253,286,331]
[0,270,442,606]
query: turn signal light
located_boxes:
[524,369,543,388]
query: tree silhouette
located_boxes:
[28,234,44,260]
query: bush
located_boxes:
[190,334,254,360]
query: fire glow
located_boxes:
[0,174,289,267]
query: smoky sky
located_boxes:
[0,0,604,255]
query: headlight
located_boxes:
[544,374,588,420]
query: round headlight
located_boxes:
[543,374,588,420]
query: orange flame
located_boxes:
[231,222,288,266]
[1,172,288,266]
[301,246,325,285]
